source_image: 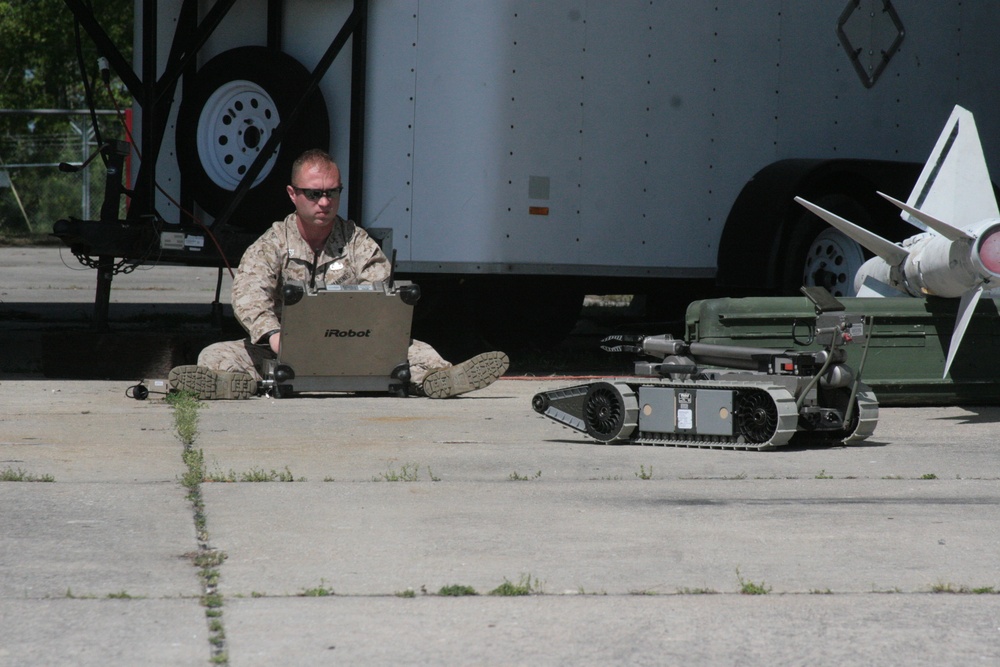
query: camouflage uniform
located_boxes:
[198,213,449,385]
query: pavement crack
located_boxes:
[171,392,229,665]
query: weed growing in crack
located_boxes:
[736,568,771,595]
[166,390,201,445]
[299,580,335,597]
[170,394,228,665]
[205,466,300,483]
[373,462,422,482]
[489,575,542,596]
[635,465,654,480]
[931,581,997,594]
[0,466,55,482]
[438,584,479,596]
[508,470,542,481]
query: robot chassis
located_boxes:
[532,290,879,450]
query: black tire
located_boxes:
[780,194,870,297]
[176,46,330,232]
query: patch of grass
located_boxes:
[736,568,771,595]
[508,470,542,481]
[194,550,228,569]
[106,590,135,599]
[395,588,416,598]
[438,584,479,597]
[166,390,202,446]
[488,575,542,596]
[202,593,224,608]
[299,581,335,597]
[815,469,833,479]
[676,587,719,595]
[920,473,938,480]
[172,400,228,665]
[931,582,998,594]
[204,466,299,483]
[181,448,206,490]
[374,462,421,482]
[0,466,55,482]
[635,464,654,480]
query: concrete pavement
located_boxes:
[2,378,999,666]
[1,247,999,665]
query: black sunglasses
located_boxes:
[291,186,343,201]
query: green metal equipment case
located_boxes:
[685,296,1000,406]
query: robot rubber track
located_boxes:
[531,378,878,451]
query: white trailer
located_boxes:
[59,0,1000,346]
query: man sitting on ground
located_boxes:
[169,149,508,399]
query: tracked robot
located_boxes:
[532,288,878,450]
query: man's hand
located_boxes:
[269,332,281,354]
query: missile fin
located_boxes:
[876,191,973,241]
[942,285,984,378]
[794,196,909,265]
[907,106,1000,231]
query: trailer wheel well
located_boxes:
[716,159,921,296]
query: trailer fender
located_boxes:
[716,159,920,297]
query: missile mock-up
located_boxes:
[795,105,1000,377]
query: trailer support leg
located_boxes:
[93,255,114,332]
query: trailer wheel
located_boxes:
[783,194,870,297]
[176,46,329,230]
[800,227,866,297]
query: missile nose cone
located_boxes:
[979,229,1000,275]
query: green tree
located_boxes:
[0,0,133,122]
[0,0,132,236]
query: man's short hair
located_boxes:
[291,149,336,183]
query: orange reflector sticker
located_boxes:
[529,206,550,216]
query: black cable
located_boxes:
[73,20,105,160]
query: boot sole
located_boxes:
[422,352,509,399]
[168,365,257,400]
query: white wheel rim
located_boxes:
[196,80,280,190]
[802,228,866,297]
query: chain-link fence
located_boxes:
[0,110,130,238]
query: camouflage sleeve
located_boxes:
[348,224,392,284]
[231,228,284,343]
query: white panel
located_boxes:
[281,0,355,185]
[140,0,1000,276]
[362,0,417,255]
